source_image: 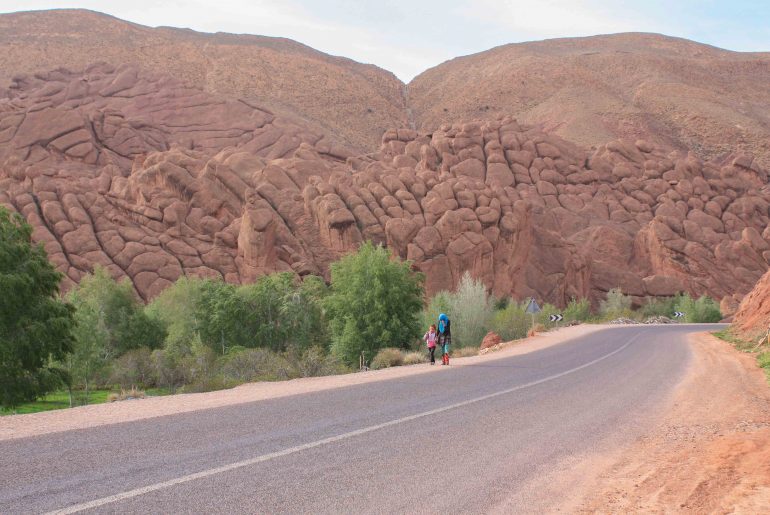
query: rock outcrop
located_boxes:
[2,65,769,307]
[732,271,770,341]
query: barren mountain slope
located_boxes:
[0,9,407,153]
[408,33,770,169]
[1,65,768,305]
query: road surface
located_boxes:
[0,325,718,513]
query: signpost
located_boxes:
[525,297,541,332]
[549,314,564,323]
[673,311,685,319]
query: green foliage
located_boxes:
[370,348,405,369]
[108,347,155,389]
[66,266,165,400]
[145,276,206,354]
[448,272,494,347]
[674,294,722,323]
[491,299,531,341]
[0,207,75,409]
[599,287,633,319]
[325,242,424,366]
[563,297,591,322]
[421,290,450,336]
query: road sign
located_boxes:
[549,314,563,322]
[525,298,541,314]
[673,311,685,318]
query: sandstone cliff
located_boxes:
[1,65,768,306]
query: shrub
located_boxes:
[402,351,427,365]
[370,348,405,369]
[219,347,292,383]
[107,387,146,402]
[447,272,494,347]
[491,300,530,341]
[563,297,591,322]
[640,295,679,318]
[452,347,478,358]
[109,347,155,389]
[599,288,633,320]
[674,294,722,323]
[325,242,424,366]
[290,346,349,377]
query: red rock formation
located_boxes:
[732,271,770,340]
[2,66,769,307]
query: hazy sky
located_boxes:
[2,0,769,81]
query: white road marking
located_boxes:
[46,331,643,514]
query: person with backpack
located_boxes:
[424,324,438,365]
[438,313,451,365]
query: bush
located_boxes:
[491,300,530,341]
[325,242,424,366]
[107,387,146,402]
[289,346,349,378]
[452,347,478,358]
[109,347,155,389]
[447,272,494,347]
[674,294,722,323]
[219,347,292,383]
[640,296,678,318]
[599,288,633,320]
[402,351,427,365]
[370,348,405,369]
[563,297,591,322]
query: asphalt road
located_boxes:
[0,325,719,514]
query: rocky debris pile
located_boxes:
[2,64,770,306]
[480,331,502,350]
[608,318,641,325]
[644,316,675,324]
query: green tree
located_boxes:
[0,207,75,409]
[67,266,165,402]
[325,242,424,366]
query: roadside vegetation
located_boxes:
[1,206,724,413]
[713,328,770,385]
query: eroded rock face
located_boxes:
[2,65,769,306]
[732,272,770,339]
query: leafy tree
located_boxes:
[325,242,424,366]
[67,266,165,401]
[0,207,75,409]
[145,276,206,354]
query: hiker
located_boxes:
[424,324,438,365]
[438,313,451,365]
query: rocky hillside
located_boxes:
[1,65,768,306]
[0,9,407,153]
[409,33,770,169]
[732,271,770,340]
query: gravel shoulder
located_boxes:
[0,324,607,441]
[572,331,770,513]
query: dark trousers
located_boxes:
[428,346,436,364]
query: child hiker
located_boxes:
[424,324,438,365]
[438,313,451,365]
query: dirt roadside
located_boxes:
[574,332,770,513]
[0,324,607,441]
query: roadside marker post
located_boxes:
[673,311,685,319]
[525,297,541,332]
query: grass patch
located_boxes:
[713,329,770,385]
[451,346,479,358]
[0,387,170,416]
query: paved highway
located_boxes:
[0,325,717,514]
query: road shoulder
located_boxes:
[574,331,770,513]
[0,324,608,441]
